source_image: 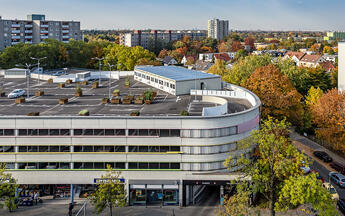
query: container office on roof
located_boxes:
[134,66,221,95]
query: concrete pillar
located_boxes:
[220,185,224,206]
[186,185,189,206]
[70,146,74,169]
[126,180,130,205]
[179,180,183,207]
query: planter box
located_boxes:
[111,98,120,104]
[113,92,120,97]
[130,112,140,116]
[81,81,88,85]
[58,83,65,88]
[66,79,72,84]
[75,92,83,97]
[92,83,99,89]
[145,100,152,104]
[27,112,39,116]
[47,79,53,84]
[0,92,5,97]
[15,98,25,104]
[102,98,109,104]
[35,90,44,96]
[125,95,134,101]
[134,99,143,104]
[122,99,131,104]
[124,85,130,88]
[59,98,68,105]
[78,110,89,116]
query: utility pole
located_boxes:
[107,63,115,99]
[16,63,33,98]
[92,57,104,86]
[30,56,47,89]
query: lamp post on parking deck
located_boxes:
[92,57,104,86]
[107,63,115,99]
[16,63,33,99]
[30,56,47,89]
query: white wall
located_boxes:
[338,42,345,92]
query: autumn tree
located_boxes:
[245,64,303,125]
[158,49,168,59]
[311,88,345,153]
[231,41,243,52]
[89,165,126,216]
[244,37,255,50]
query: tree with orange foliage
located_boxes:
[309,44,319,52]
[232,41,243,52]
[158,49,168,59]
[244,37,255,50]
[176,47,188,56]
[311,89,345,153]
[245,64,303,125]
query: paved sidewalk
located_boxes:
[290,131,345,166]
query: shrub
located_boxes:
[78,109,89,116]
[144,88,153,101]
[180,110,189,116]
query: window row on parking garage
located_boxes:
[0,126,239,138]
[0,145,181,153]
[6,162,180,170]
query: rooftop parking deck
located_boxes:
[0,76,252,116]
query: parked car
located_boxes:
[330,162,345,175]
[313,151,333,163]
[329,172,345,187]
[311,170,324,183]
[322,182,339,200]
[338,199,345,214]
[300,161,311,174]
[7,89,25,98]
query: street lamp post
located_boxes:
[92,57,104,86]
[107,63,115,99]
[16,63,33,98]
[30,56,47,88]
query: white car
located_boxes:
[7,89,25,98]
[300,161,311,174]
[322,182,339,200]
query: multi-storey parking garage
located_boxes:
[0,66,260,206]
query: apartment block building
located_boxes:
[208,19,229,40]
[120,30,207,50]
[0,14,81,50]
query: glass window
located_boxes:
[170,146,180,152]
[94,163,104,169]
[74,146,82,152]
[74,129,82,136]
[160,129,169,137]
[84,163,93,169]
[105,129,115,136]
[104,146,114,152]
[39,146,49,152]
[160,146,169,152]
[19,146,27,152]
[50,146,59,152]
[129,162,138,169]
[115,146,125,152]
[148,129,158,136]
[28,129,38,136]
[138,129,148,136]
[83,146,93,152]
[28,146,38,152]
[160,163,169,169]
[4,129,14,136]
[170,163,180,169]
[94,129,104,136]
[115,162,125,169]
[139,163,148,169]
[149,163,159,169]
[49,129,59,136]
[139,146,148,152]
[60,129,70,136]
[116,129,125,136]
[170,130,180,137]
[94,146,104,152]
[129,146,137,152]
[84,129,94,135]
[39,129,48,136]
[18,129,27,136]
[60,146,70,152]
[129,129,139,136]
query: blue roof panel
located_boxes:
[135,66,220,81]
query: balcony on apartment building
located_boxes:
[40,35,49,39]
[62,35,69,39]
[11,41,20,45]
[40,30,49,34]
[24,35,33,39]
[25,24,33,28]
[11,23,21,28]
[62,30,69,33]
[11,35,21,39]
[62,23,70,29]
[11,29,21,34]
[25,40,33,44]
[25,30,33,33]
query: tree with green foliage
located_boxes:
[224,118,308,216]
[0,163,18,212]
[276,173,338,216]
[305,86,323,109]
[223,54,272,86]
[208,59,229,76]
[218,183,251,216]
[89,165,126,216]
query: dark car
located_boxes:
[313,151,333,163]
[330,162,345,175]
[338,199,345,214]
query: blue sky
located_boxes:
[0,0,344,31]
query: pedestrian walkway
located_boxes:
[290,131,345,167]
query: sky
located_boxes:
[0,0,344,31]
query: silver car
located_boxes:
[7,89,25,98]
[329,172,345,187]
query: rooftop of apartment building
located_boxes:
[0,74,252,117]
[0,14,79,22]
